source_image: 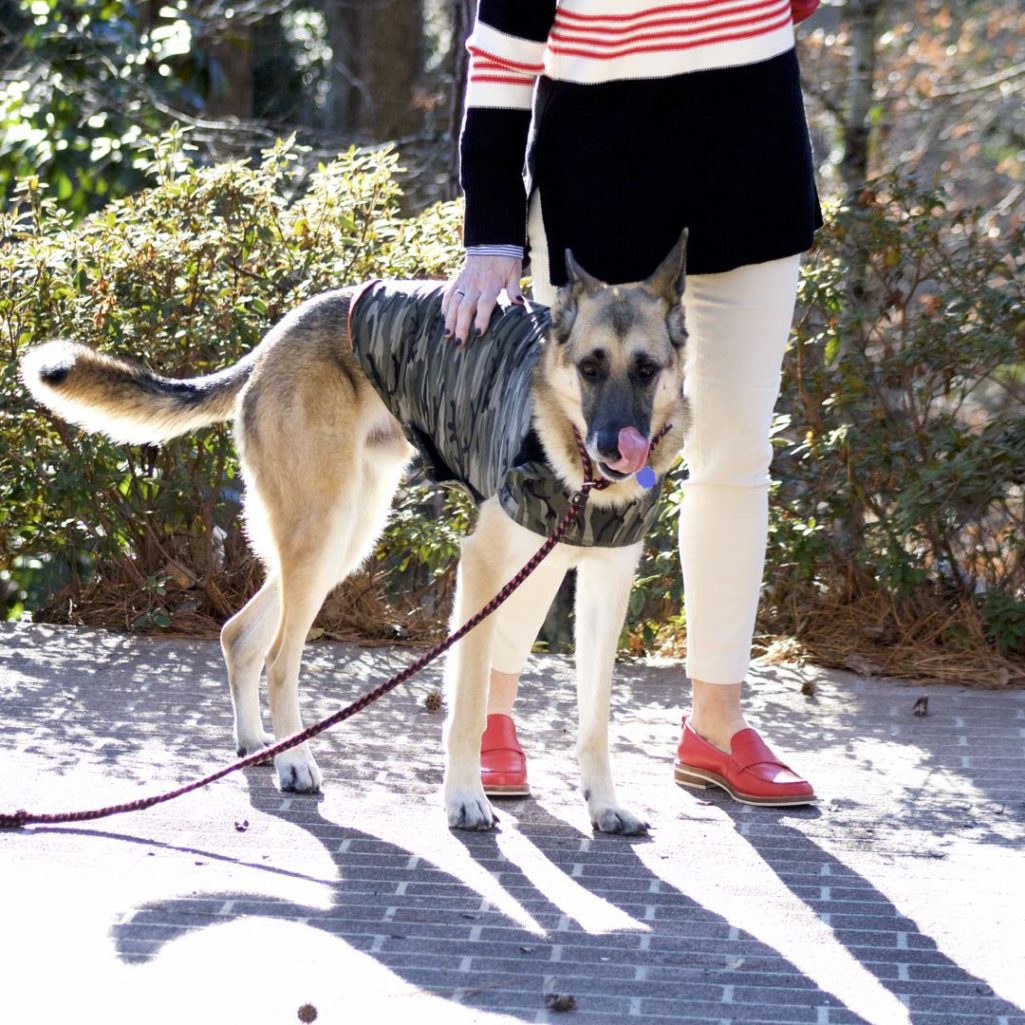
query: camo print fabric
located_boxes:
[348,280,662,548]
[349,280,540,502]
[498,457,661,548]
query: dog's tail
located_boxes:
[20,341,257,444]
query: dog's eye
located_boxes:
[634,360,660,381]
[577,359,603,380]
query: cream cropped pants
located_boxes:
[490,196,800,685]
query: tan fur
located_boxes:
[20,237,689,833]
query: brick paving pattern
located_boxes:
[1,621,1023,1024]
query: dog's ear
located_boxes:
[665,300,687,350]
[643,229,688,349]
[643,228,688,305]
[550,248,601,343]
[565,248,604,297]
[549,283,577,344]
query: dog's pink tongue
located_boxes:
[607,427,650,475]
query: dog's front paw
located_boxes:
[236,731,274,760]
[275,744,322,794]
[590,803,649,836]
[446,789,496,831]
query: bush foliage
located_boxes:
[1,135,467,637]
[770,180,1025,682]
[1,0,209,215]
[2,145,1023,682]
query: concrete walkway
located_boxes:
[1,620,1022,1025]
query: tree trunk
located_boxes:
[205,28,255,120]
[833,0,888,588]
[322,0,424,140]
[364,0,424,139]
[323,0,360,134]
[195,0,254,120]
[445,0,475,199]
[841,0,884,194]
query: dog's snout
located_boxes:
[595,429,623,460]
[591,425,653,477]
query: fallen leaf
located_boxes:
[545,994,576,1012]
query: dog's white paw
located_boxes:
[236,730,274,759]
[589,802,649,836]
[446,789,496,831]
[275,744,322,793]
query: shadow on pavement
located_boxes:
[109,795,883,1024]
[717,801,1025,1024]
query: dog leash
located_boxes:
[0,426,670,830]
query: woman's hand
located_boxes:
[442,253,524,345]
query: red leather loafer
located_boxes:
[480,713,530,797]
[674,717,816,806]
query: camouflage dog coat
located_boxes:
[348,280,662,547]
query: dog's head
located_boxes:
[536,230,689,490]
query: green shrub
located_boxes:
[766,176,1025,681]
[1,134,465,634]
[0,0,209,215]
[625,176,1025,683]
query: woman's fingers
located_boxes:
[443,254,523,345]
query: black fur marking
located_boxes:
[148,376,207,401]
[40,365,69,385]
[607,295,635,337]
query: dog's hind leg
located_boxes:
[264,449,409,794]
[264,542,337,793]
[221,578,280,756]
[574,542,650,835]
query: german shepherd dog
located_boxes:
[20,235,689,834]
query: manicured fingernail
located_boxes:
[512,297,525,305]
[455,337,465,348]
[443,329,453,338]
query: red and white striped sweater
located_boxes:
[458,0,821,278]
[467,0,816,112]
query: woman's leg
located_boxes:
[678,255,801,751]
[674,255,813,804]
[482,501,571,795]
[484,191,559,717]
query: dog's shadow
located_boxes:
[105,787,1025,1023]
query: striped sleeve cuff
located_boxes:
[467,244,525,259]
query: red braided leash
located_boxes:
[0,425,668,830]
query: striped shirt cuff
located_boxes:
[467,244,525,259]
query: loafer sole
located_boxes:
[674,762,817,807]
[482,781,531,798]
